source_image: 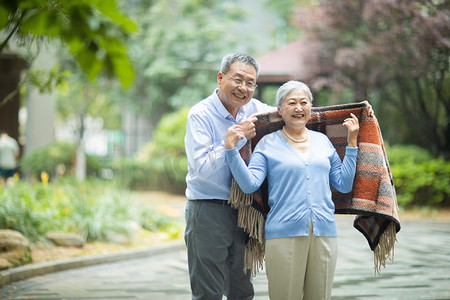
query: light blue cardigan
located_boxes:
[225,130,358,239]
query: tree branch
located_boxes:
[0,11,26,54]
[0,89,19,109]
[0,52,38,110]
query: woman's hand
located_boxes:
[225,125,245,149]
[343,113,359,147]
[362,100,374,117]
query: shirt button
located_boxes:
[305,163,309,166]
[307,176,310,180]
[308,190,311,194]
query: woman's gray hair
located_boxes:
[276,80,314,107]
[220,53,260,77]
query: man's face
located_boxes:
[217,61,257,115]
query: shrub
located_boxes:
[0,182,58,242]
[388,145,450,207]
[0,179,179,242]
[20,141,101,180]
[109,159,157,191]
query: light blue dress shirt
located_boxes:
[225,130,358,239]
[185,89,270,200]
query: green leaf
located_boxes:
[64,35,85,54]
[110,54,135,89]
[99,36,126,55]
[20,9,61,37]
[76,47,103,82]
[0,5,9,29]
[94,0,137,33]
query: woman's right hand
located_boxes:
[343,113,359,147]
[225,125,245,149]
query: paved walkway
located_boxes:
[1,215,449,300]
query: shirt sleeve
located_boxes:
[185,113,228,180]
[329,146,358,193]
[225,147,267,194]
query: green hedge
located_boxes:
[388,145,450,207]
[17,108,190,194]
[112,108,189,194]
[19,141,101,180]
[109,155,187,194]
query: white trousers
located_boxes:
[265,221,337,300]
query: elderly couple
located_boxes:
[184,53,371,300]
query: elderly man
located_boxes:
[184,53,271,299]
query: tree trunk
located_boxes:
[75,139,86,181]
[0,54,27,143]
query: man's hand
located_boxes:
[239,116,258,140]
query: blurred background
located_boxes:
[0,0,448,262]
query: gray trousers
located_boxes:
[185,200,254,300]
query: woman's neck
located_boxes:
[284,125,307,137]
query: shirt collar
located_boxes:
[211,88,248,122]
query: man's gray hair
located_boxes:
[220,53,260,77]
[276,80,314,107]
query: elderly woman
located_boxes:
[224,80,360,300]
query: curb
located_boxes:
[0,240,185,287]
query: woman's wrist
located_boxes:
[225,138,238,149]
[348,133,358,147]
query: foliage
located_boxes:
[112,108,189,194]
[19,141,101,180]
[141,108,189,192]
[260,85,279,106]
[388,145,450,207]
[0,182,56,241]
[295,0,450,158]
[0,179,178,242]
[26,64,70,94]
[109,159,156,191]
[0,0,136,88]
[119,0,248,130]
[55,73,123,130]
[150,108,189,158]
[266,0,317,43]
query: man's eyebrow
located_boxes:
[232,73,256,81]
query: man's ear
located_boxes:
[217,72,223,86]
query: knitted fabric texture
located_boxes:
[228,102,401,275]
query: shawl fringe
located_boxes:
[373,222,397,274]
[229,179,265,276]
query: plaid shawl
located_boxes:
[228,101,401,275]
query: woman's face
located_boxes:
[277,89,311,129]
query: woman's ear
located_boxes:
[277,105,282,116]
